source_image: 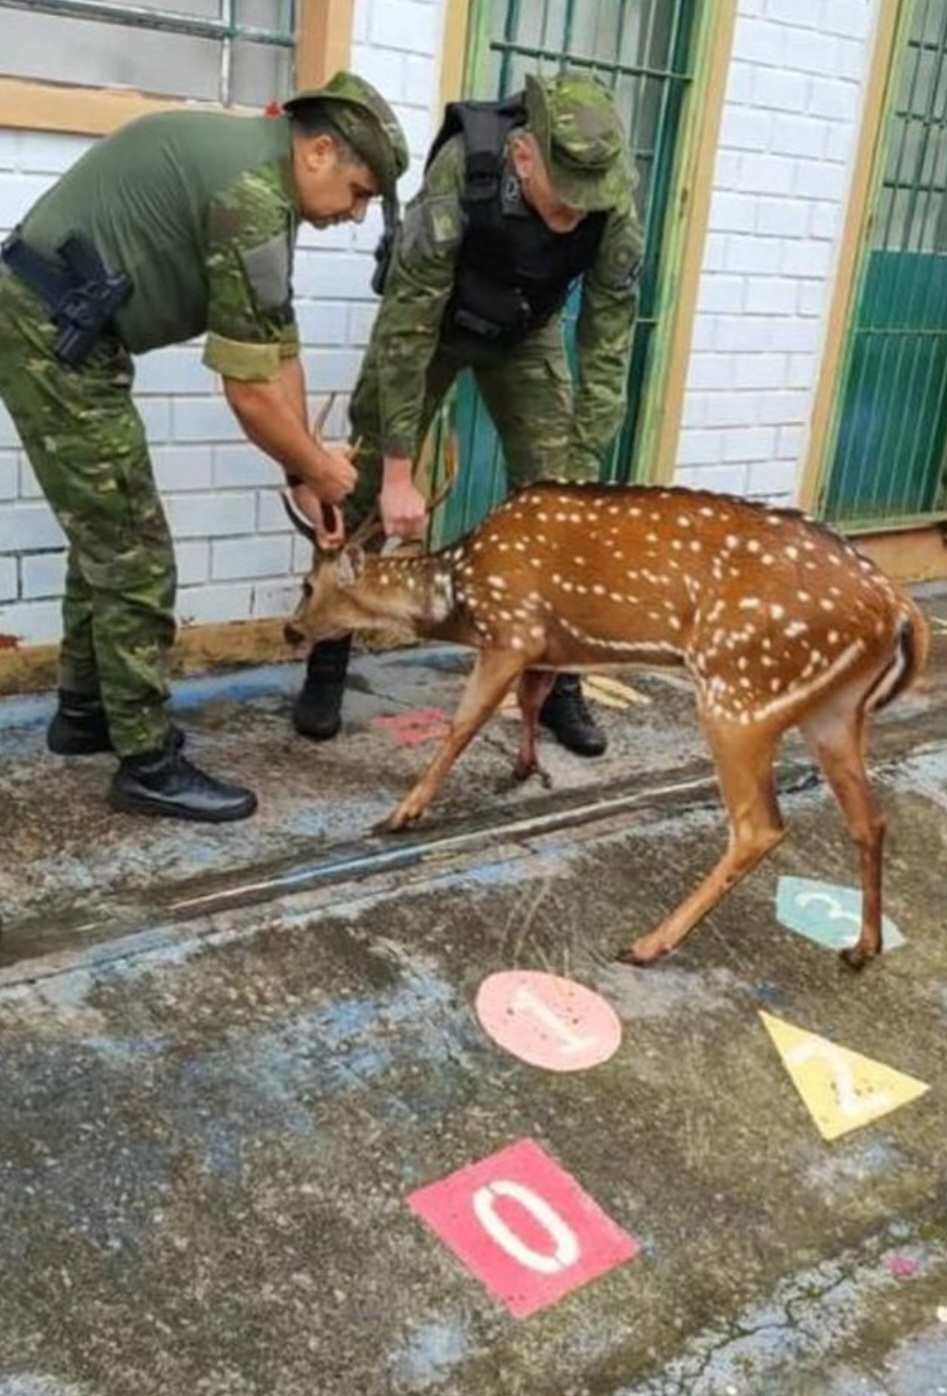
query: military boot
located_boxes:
[47,690,185,757]
[292,636,352,741]
[108,741,257,823]
[538,673,607,757]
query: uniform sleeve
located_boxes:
[201,166,298,382]
[570,198,643,469]
[373,137,466,458]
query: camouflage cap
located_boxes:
[283,70,409,199]
[524,71,631,211]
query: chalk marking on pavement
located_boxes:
[759,1012,929,1140]
[407,1138,640,1317]
[475,970,622,1072]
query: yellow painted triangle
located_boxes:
[759,1012,929,1141]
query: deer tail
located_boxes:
[866,597,931,714]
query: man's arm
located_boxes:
[371,137,466,536]
[203,172,356,515]
[571,198,644,471]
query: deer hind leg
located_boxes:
[798,703,885,970]
[378,648,527,832]
[513,669,557,782]
[618,718,786,966]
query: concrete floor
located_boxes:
[0,588,945,1396]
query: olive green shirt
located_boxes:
[373,133,643,466]
[22,110,301,379]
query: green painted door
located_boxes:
[821,0,947,529]
[432,0,702,544]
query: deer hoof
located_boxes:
[839,944,874,971]
[615,940,664,968]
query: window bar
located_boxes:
[497,0,522,97]
[219,0,234,106]
[889,7,947,519]
[0,0,293,48]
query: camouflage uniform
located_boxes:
[0,74,406,758]
[348,72,643,523]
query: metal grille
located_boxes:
[433,0,699,545]
[0,0,296,105]
[822,0,947,529]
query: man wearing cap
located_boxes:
[292,71,643,759]
[0,71,407,822]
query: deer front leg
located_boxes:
[619,720,785,965]
[378,648,527,832]
[513,669,556,782]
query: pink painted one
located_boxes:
[408,1138,640,1317]
[475,970,622,1072]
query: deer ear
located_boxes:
[337,545,366,587]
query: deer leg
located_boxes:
[619,720,786,966]
[513,669,557,783]
[377,649,526,832]
[799,706,885,970]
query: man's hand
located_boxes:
[312,443,358,505]
[380,456,428,540]
[290,483,346,550]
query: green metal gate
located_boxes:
[433,0,701,543]
[821,0,947,529]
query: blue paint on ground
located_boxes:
[776,876,905,952]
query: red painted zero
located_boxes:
[407,1138,640,1317]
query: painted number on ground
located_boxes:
[759,1012,929,1141]
[371,708,451,745]
[475,970,623,1072]
[407,1138,640,1317]
[775,876,905,952]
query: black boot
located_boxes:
[109,743,257,822]
[538,674,607,757]
[47,690,184,757]
[292,636,352,741]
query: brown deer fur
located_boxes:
[283,482,929,969]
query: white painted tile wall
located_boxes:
[0,0,446,647]
[674,0,878,501]
[0,0,878,650]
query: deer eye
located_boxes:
[302,580,313,598]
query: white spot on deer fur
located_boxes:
[725,534,739,550]
[690,541,702,553]
[785,546,799,561]
[487,575,506,590]
[511,636,524,650]
[821,599,835,611]
[771,603,785,620]
[739,598,761,611]
[786,621,808,638]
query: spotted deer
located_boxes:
[283,482,929,969]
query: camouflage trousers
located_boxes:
[0,269,176,756]
[346,318,596,529]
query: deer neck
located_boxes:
[364,553,458,634]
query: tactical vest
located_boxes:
[427,96,607,345]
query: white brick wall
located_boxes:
[0,0,883,652]
[675,0,879,503]
[0,0,446,648]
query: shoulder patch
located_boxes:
[400,193,463,260]
[240,233,291,311]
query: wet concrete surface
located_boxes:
[0,587,945,1394]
